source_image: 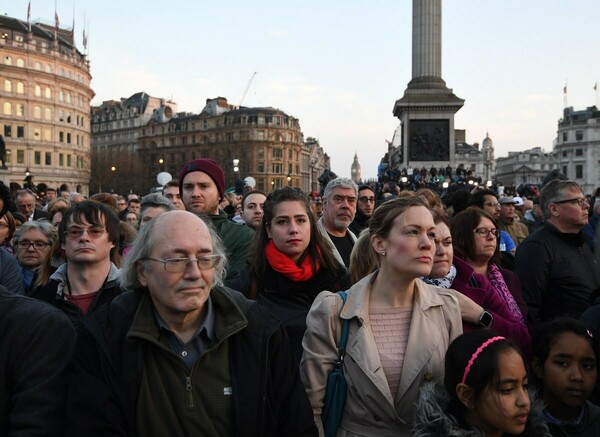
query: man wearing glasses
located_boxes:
[515,179,600,328]
[349,184,375,236]
[317,177,358,267]
[32,201,122,330]
[65,210,316,436]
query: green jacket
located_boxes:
[209,210,255,284]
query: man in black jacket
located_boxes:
[0,285,76,435]
[515,180,600,328]
[66,210,316,436]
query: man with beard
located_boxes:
[317,177,358,267]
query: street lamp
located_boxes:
[287,174,292,186]
[111,166,116,172]
[24,168,30,177]
[271,179,275,191]
[158,158,164,165]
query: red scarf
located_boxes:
[265,240,320,282]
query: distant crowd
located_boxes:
[1,158,599,436]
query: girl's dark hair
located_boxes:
[531,317,600,387]
[249,186,344,296]
[450,206,501,266]
[444,330,521,424]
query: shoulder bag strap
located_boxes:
[335,291,350,368]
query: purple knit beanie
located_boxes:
[178,159,225,201]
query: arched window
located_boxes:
[59,90,64,101]
[4,80,11,92]
[16,58,25,67]
[34,106,41,119]
[35,62,41,70]
[35,85,41,97]
[16,82,24,94]
[45,64,52,73]
[3,102,12,115]
[45,87,52,99]
[66,93,71,104]
[44,108,52,120]
[4,56,12,65]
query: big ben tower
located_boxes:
[351,153,361,184]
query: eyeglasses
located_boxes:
[473,227,499,238]
[553,197,588,207]
[358,196,375,203]
[64,227,107,240]
[17,240,50,250]
[145,255,222,273]
[331,195,356,205]
[483,201,500,208]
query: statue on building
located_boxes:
[318,169,337,196]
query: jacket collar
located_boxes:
[340,270,449,322]
[50,262,120,297]
[544,221,588,245]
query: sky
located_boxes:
[3,1,600,180]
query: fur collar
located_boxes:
[412,382,551,437]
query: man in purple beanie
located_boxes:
[179,159,254,283]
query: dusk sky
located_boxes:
[4,1,600,180]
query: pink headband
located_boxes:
[461,336,505,384]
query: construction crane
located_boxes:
[239,72,257,107]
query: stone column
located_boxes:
[412,0,442,79]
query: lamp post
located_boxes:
[25,168,30,177]
[287,174,292,186]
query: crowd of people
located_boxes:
[1,158,600,436]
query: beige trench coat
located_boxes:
[300,272,463,437]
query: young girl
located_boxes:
[532,318,600,436]
[414,330,550,436]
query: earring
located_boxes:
[381,251,386,256]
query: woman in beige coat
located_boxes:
[300,195,463,436]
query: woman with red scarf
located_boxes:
[229,186,350,364]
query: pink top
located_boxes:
[370,306,413,402]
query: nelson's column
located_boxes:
[393,0,464,169]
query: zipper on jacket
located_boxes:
[186,375,194,408]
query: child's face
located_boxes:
[469,349,530,436]
[537,332,597,420]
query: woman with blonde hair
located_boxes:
[301,195,463,436]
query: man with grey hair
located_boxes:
[317,177,358,267]
[515,179,600,328]
[65,210,316,436]
[139,192,175,228]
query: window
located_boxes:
[576,165,583,179]
[4,56,11,65]
[59,90,64,102]
[34,151,41,165]
[34,128,41,138]
[4,79,11,92]
[43,129,51,141]
[562,166,567,176]
[17,126,24,138]
[16,58,25,67]
[562,150,567,157]
[45,87,52,99]
[45,64,52,73]
[16,82,24,94]
[59,131,64,142]
[45,152,51,165]
[59,153,64,166]
[4,125,11,137]
[258,147,264,158]
[17,150,24,164]
[66,93,71,104]
[288,149,293,159]
[67,133,71,144]
[576,149,583,156]
[44,108,52,121]
[258,162,264,173]
[35,62,41,70]
[3,102,11,115]
[272,163,282,174]
[35,85,41,97]
[576,131,583,141]
[273,148,283,158]
[67,155,72,167]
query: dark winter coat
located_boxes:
[65,286,317,437]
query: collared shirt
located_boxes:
[153,297,216,369]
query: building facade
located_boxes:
[495,147,556,188]
[136,97,305,194]
[90,93,177,193]
[0,15,93,194]
[553,106,600,195]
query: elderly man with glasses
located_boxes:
[65,210,316,436]
[515,179,600,328]
[31,201,122,330]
